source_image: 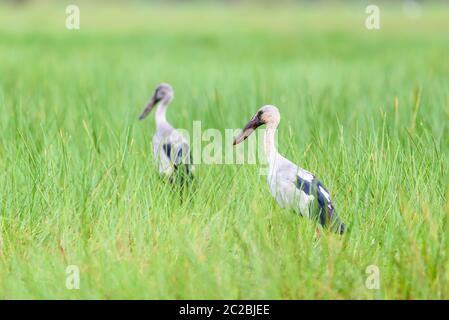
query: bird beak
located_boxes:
[233,115,263,145]
[138,95,159,120]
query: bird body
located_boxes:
[266,152,315,217]
[234,105,345,233]
[139,83,193,182]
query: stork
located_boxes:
[138,83,193,183]
[233,105,345,234]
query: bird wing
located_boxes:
[153,134,173,177]
[270,157,344,233]
[165,130,190,164]
[295,174,338,227]
[154,129,194,178]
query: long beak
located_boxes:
[138,95,159,120]
[233,116,263,145]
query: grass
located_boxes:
[0,2,448,299]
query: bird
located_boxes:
[138,83,193,183]
[233,105,345,234]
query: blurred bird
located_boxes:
[233,105,345,234]
[139,83,193,183]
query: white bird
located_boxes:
[139,83,193,183]
[233,105,345,234]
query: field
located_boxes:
[0,2,448,299]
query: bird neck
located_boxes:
[263,124,279,167]
[155,98,169,125]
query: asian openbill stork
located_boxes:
[138,83,193,183]
[233,105,345,234]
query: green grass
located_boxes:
[0,2,448,299]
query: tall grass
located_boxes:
[0,2,448,299]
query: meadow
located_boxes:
[0,2,448,299]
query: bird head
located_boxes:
[138,83,174,120]
[233,105,280,145]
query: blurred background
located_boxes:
[0,0,448,300]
